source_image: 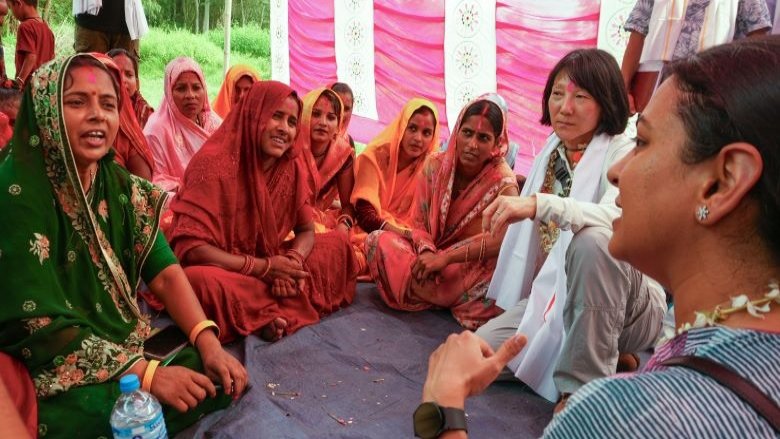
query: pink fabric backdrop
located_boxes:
[286,0,601,174]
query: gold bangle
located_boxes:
[188,320,220,345]
[142,359,160,392]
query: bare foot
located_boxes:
[259,317,288,342]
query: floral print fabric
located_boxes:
[0,55,167,398]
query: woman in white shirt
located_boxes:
[475,48,666,411]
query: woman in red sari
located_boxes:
[96,53,154,180]
[366,95,518,329]
[168,81,358,343]
[297,87,355,233]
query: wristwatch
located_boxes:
[413,401,468,438]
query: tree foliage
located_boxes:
[142,0,271,31]
[37,0,271,31]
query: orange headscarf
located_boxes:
[296,87,354,212]
[351,98,440,228]
[211,64,262,119]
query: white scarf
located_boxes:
[72,0,148,40]
[486,132,611,402]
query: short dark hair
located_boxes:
[20,0,37,6]
[668,35,780,259]
[540,48,629,136]
[330,82,353,100]
[106,48,139,77]
[461,100,503,138]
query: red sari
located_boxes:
[168,81,358,343]
[93,54,155,177]
[367,95,518,329]
[297,88,354,231]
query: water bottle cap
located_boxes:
[119,374,140,393]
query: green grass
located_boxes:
[3,23,270,109]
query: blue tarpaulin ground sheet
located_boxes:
[177,283,554,438]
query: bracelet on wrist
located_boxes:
[239,254,256,276]
[286,249,305,265]
[260,257,272,278]
[188,320,220,345]
[142,359,160,392]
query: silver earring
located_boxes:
[696,205,709,222]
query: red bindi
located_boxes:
[566,81,576,93]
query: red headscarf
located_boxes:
[168,81,311,259]
[92,53,154,174]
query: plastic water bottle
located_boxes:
[110,374,168,439]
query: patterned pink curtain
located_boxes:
[286,0,601,174]
[497,0,600,171]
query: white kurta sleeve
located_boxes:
[534,135,634,233]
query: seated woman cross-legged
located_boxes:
[419,36,780,438]
[0,54,247,439]
[367,95,518,329]
[476,48,666,408]
[168,81,359,344]
[97,52,155,181]
[211,64,261,119]
[107,48,154,129]
[297,87,356,234]
[144,57,222,194]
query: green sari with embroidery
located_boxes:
[0,55,229,438]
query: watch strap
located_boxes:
[440,406,468,433]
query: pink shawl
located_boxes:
[143,57,222,192]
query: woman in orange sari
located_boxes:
[211,64,261,119]
[352,98,440,240]
[297,87,355,233]
[366,95,518,329]
[168,81,358,343]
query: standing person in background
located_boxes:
[621,0,771,113]
[8,0,54,89]
[73,0,148,58]
[211,64,261,119]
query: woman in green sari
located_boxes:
[0,54,247,438]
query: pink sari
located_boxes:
[143,57,222,193]
[366,95,518,329]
